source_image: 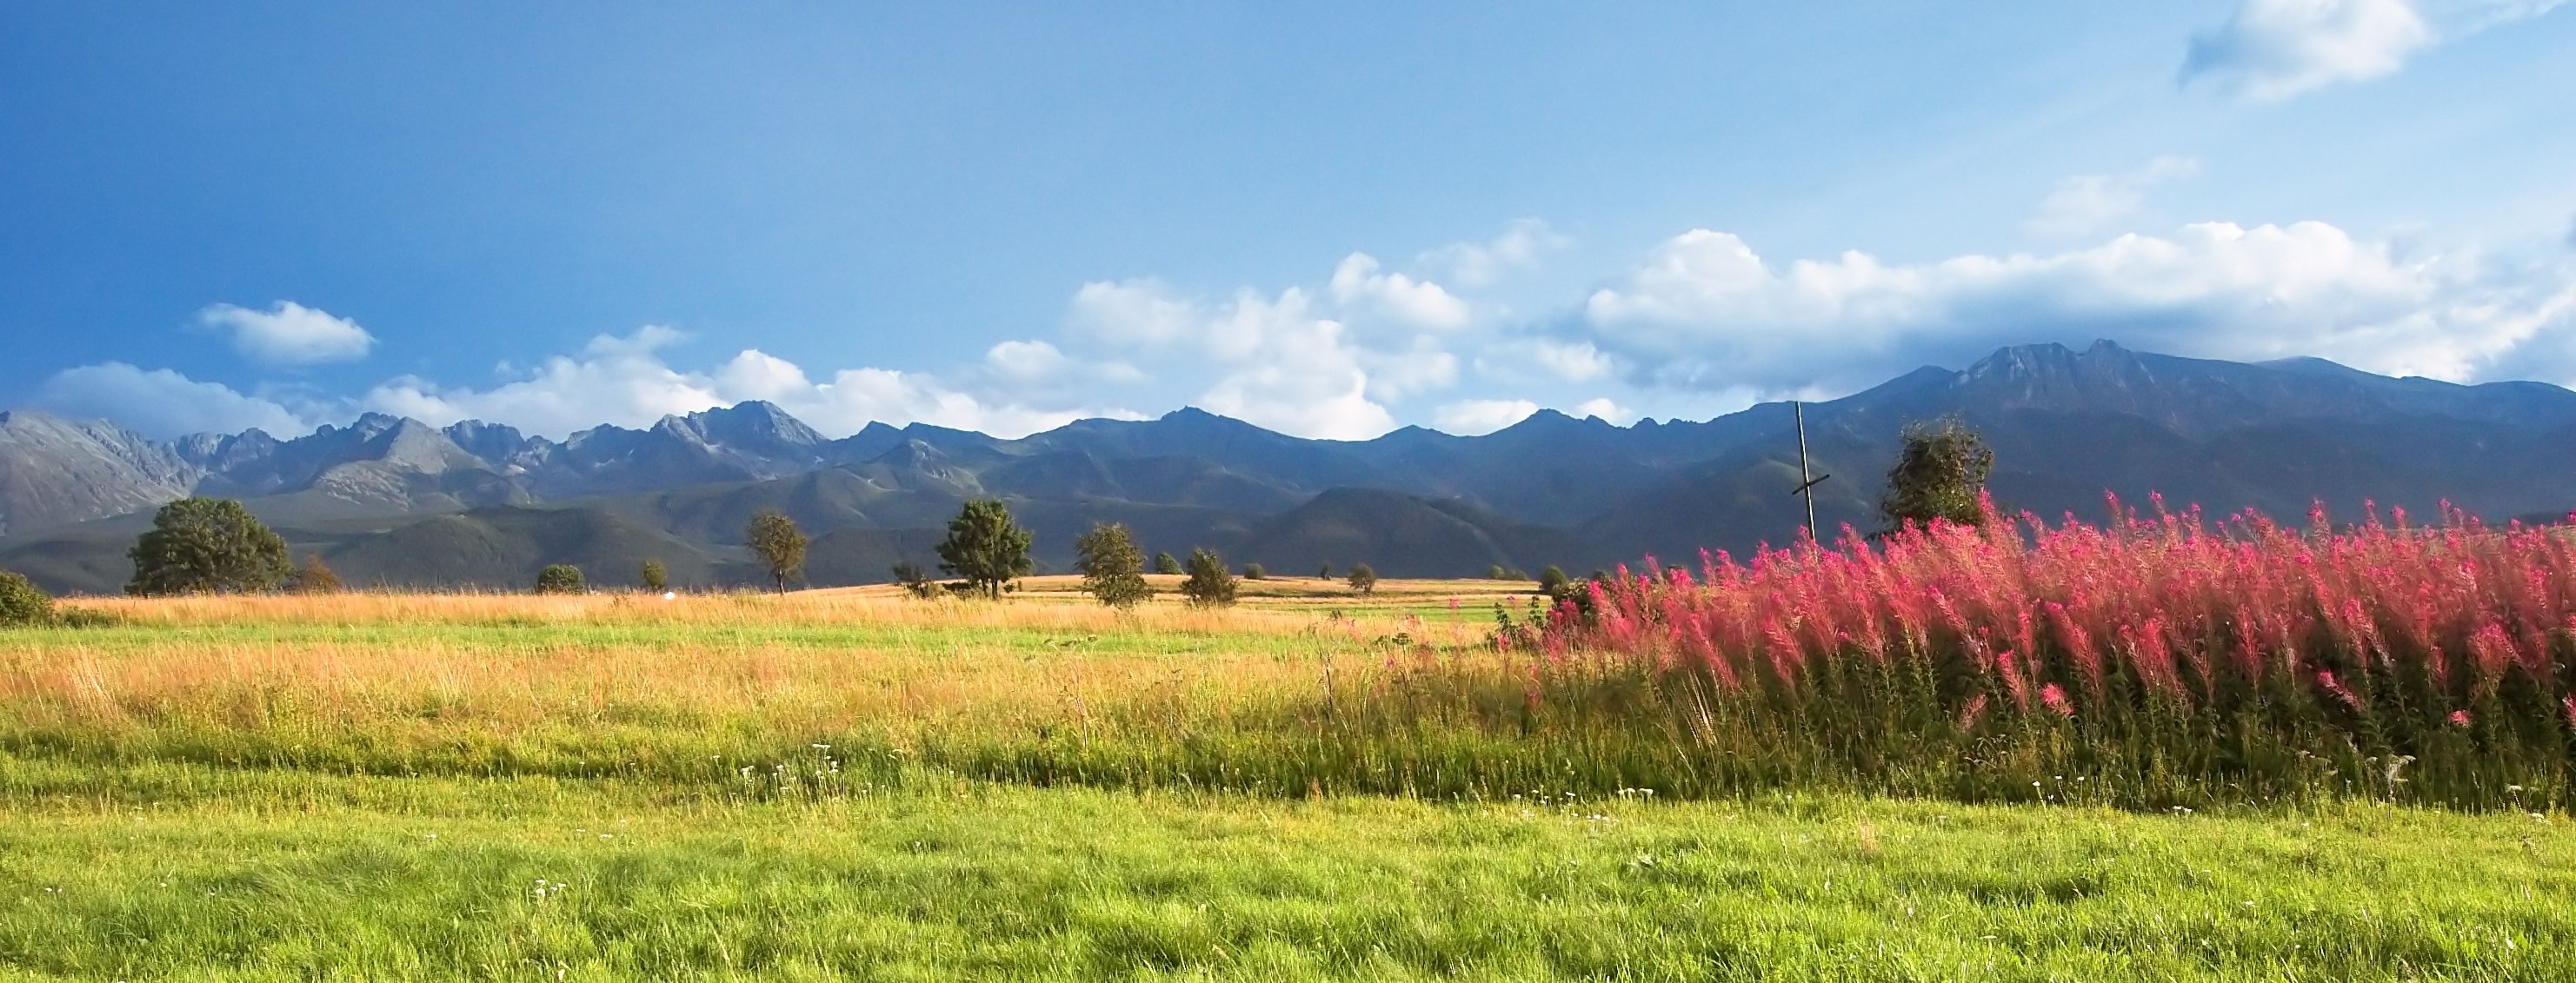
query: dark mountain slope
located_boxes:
[321,507,731,590]
[1228,488,1550,579]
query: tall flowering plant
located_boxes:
[1534,496,2576,808]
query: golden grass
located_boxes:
[57,575,1533,631]
[4,581,1514,773]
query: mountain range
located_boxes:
[4,339,2573,594]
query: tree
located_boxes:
[0,571,51,628]
[535,564,586,594]
[1318,562,1332,579]
[1346,562,1379,596]
[639,559,669,593]
[1241,562,1266,580]
[1178,548,1238,608]
[1538,565,1571,600]
[289,555,343,594]
[1074,522,1153,608]
[1879,417,1994,534]
[746,509,809,594]
[125,497,290,596]
[936,500,1033,599]
[1487,564,1508,580]
[1155,552,1182,575]
[890,561,937,599]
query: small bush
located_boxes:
[1242,562,1266,581]
[640,559,669,593]
[534,565,586,594]
[289,555,343,594]
[0,571,53,628]
[1154,552,1182,575]
[891,561,938,600]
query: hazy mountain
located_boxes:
[6,340,2573,594]
[0,410,200,536]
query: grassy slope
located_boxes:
[1,766,2568,981]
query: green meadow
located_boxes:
[1,584,2569,980]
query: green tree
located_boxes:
[639,559,669,593]
[936,500,1033,600]
[746,509,809,593]
[1318,562,1332,579]
[1074,522,1153,608]
[0,571,52,628]
[124,497,290,596]
[1346,562,1379,597]
[1155,552,1182,575]
[534,564,586,594]
[1487,564,1508,580]
[288,555,344,594]
[1178,548,1238,608]
[1538,565,1570,600]
[1879,417,1995,534]
[1241,562,1266,580]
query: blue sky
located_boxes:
[3,1,2572,440]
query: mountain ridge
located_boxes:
[6,340,2572,594]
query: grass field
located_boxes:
[3,580,2572,980]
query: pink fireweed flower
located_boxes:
[1994,648,2030,711]
[2315,671,2362,713]
[2449,709,2472,729]
[2040,683,2073,719]
[1957,694,1990,732]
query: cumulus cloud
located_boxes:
[1328,253,1472,330]
[1419,219,1568,287]
[1071,280,1408,439]
[2027,156,2202,237]
[34,363,310,438]
[200,301,376,366]
[1577,222,2576,395]
[2180,0,2562,101]
[1433,398,1539,435]
[1475,339,1616,384]
[362,326,1129,439]
[1572,398,1637,424]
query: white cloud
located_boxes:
[1573,398,1637,424]
[1433,399,1539,435]
[1359,341,1461,403]
[1068,278,1197,346]
[2180,0,2563,101]
[34,363,310,438]
[2027,156,2202,237]
[1072,280,1406,439]
[1579,222,2576,395]
[1419,219,1568,288]
[1194,289,1396,440]
[361,326,1125,440]
[199,301,376,366]
[1475,339,1615,384]
[1329,253,1472,330]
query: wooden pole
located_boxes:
[1794,402,1817,539]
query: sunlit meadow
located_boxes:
[3,521,2573,980]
